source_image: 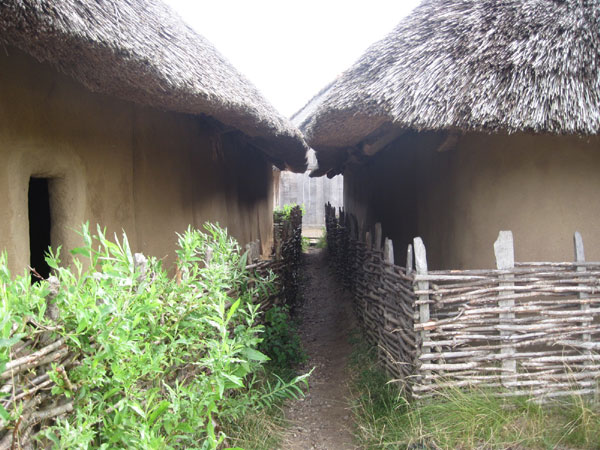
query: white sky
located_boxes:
[164,0,421,117]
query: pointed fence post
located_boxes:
[414,237,430,385]
[374,223,383,252]
[384,238,394,265]
[406,244,414,275]
[494,231,516,386]
[574,232,592,361]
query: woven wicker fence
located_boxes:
[0,211,303,449]
[271,205,303,307]
[325,203,416,386]
[325,203,600,401]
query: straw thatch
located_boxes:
[0,0,307,172]
[298,0,600,170]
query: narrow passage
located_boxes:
[281,248,357,450]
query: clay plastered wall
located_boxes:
[0,48,273,275]
[417,132,600,269]
[343,131,600,270]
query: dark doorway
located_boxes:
[28,177,52,281]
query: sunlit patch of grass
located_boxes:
[348,331,600,449]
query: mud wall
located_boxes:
[344,130,600,269]
[0,48,273,274]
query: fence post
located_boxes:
[245,240,260,264]
[384,238,394,265]
[381,237,395,375]
[494,231,516,386]
[374,223,382,252]
[574,232,592,359]
[365,231,372,251]
[406,244,413,275]
[413,237,430,386]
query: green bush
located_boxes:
[1,223,308,449]
[273,203,305,221]
[259,306,306,380]
[301,236,310,252]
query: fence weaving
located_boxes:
[325,203,416,386]
[325,203,600,401]
[413,231,600,400]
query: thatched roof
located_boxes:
[298,0,600,172]
[0,0,307,172]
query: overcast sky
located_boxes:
[164,0,421,117]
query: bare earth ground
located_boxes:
[280,249,358,450]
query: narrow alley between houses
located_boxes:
[281,248,358,450]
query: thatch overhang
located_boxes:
[297,0,600,176]
[0,0,307,172]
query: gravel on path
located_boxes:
[280,249,358,450]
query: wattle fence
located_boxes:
[325,205,416,384]
[325,203,600,401]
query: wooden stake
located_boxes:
[494,231,516,385]
[384,238,394,264]
[374,223,382,251]
[414,237,430,384]
[574,232,592,365]
[406,244,414,275]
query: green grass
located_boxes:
[315,230,327,249]
[302,236,310,252]
[221,406,287,449]
[348,332,600,449]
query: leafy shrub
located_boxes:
[301,236,310,252]
[259,306,306,380]
[274,203,305,222]
[1,223,308,449]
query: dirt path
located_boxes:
[280,249,358,450]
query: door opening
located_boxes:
[28,177,52,281]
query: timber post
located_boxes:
[374,222,382,252]
[494,230,516,386]
[384,238,394,265]
[365,231,372,251]
[574,232,592,363]
[413,237,430,386]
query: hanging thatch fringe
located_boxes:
[0,0,308,172]
[299,0,600,160]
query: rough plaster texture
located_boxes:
[344,131,600,269]
[0,48,274,275]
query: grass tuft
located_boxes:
[221,406,287,450]
[348,331,600,449]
